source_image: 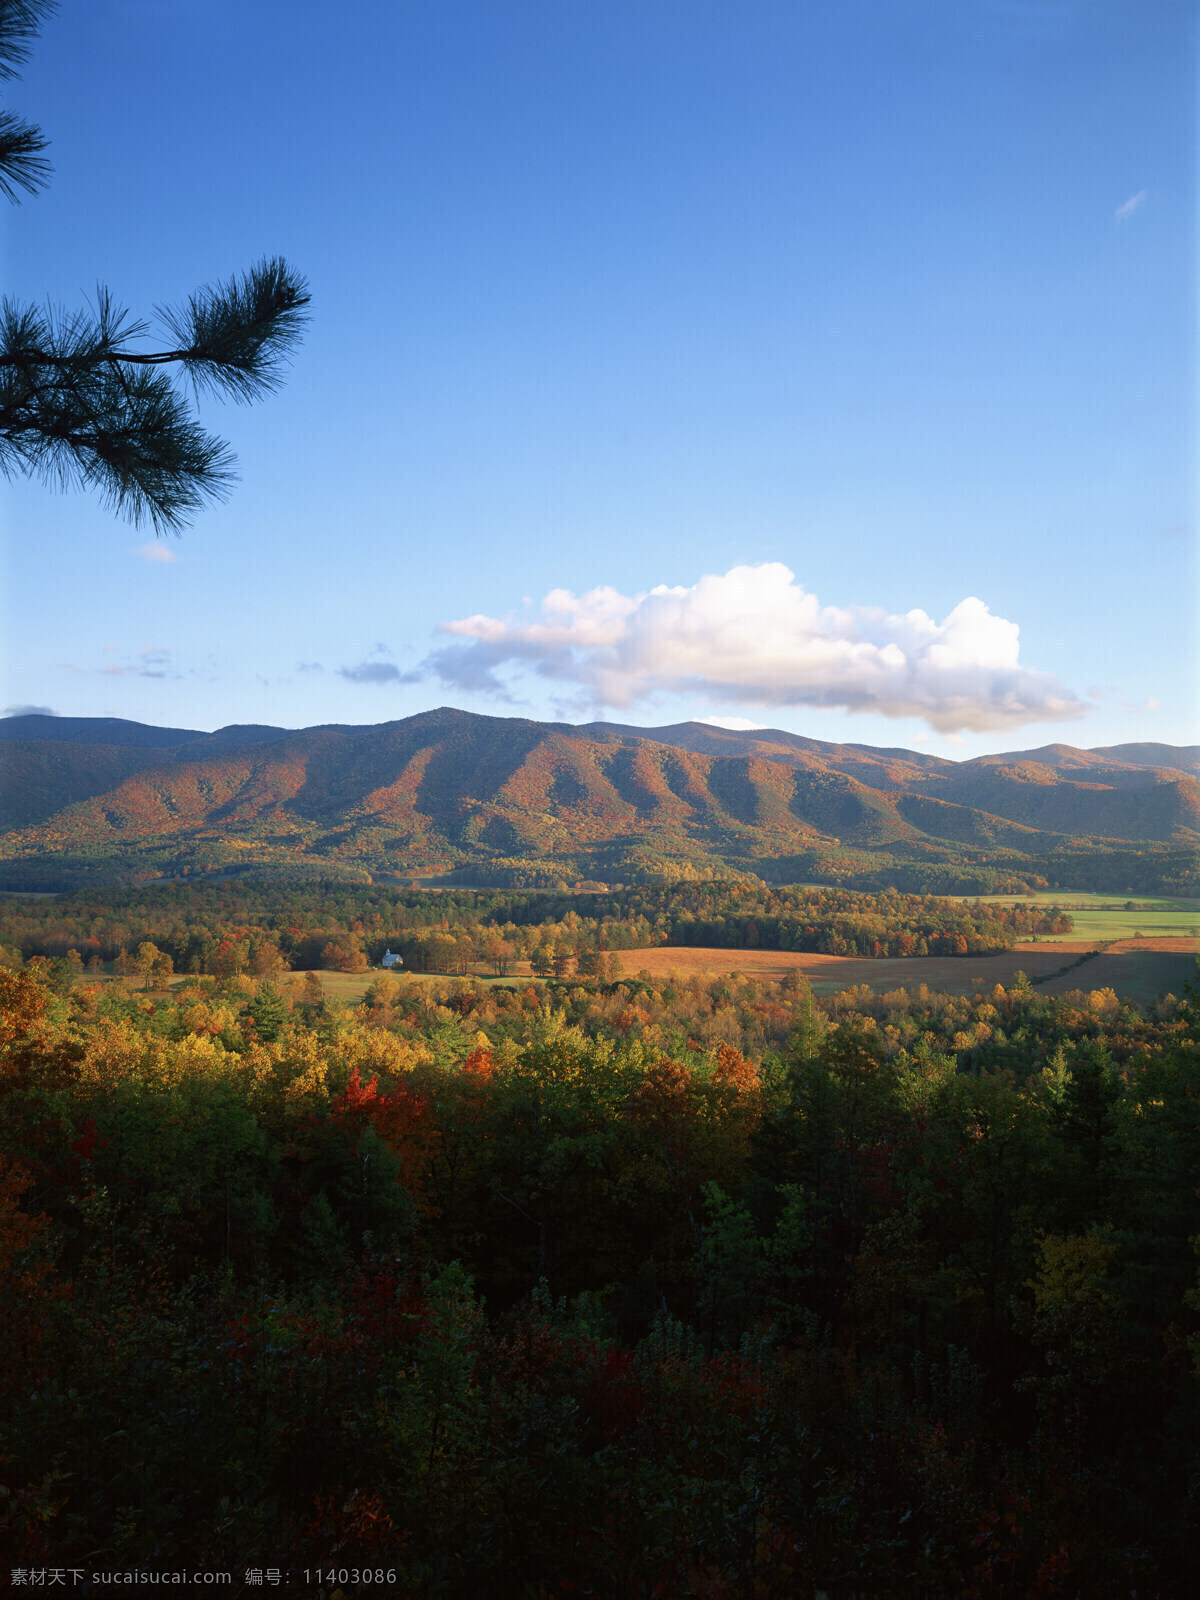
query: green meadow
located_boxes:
[1040,909,1198,943]
[309,968,521,1003]
[981,891,1199,944]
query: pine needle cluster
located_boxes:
[0,0,53,199]
[0,0,310,531]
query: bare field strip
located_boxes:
[617,940,1197,1002]
[617,946,1072,996]
[1011,938,1197,956]
[1036,950,1198,1008]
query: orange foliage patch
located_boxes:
[326,1066,438,1198]
[712,1042,758,1093]
[461,1045,495,1082]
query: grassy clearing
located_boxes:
[73,967,527,1006]
[1007,890,1198,907]
[946,889,1199,944]
[1020,907,1200,944]
[288,969,531,1004]
[289,970,378,1004]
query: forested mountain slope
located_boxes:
[585,721,1200,843]
[1,709,1195,892]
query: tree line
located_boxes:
[0,879,1072,980]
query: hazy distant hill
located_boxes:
[0,709,1196,892]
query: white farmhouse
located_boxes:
[380,948,403,969]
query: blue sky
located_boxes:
[2,0,1194,754]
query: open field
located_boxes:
[286,969,380,1003]
[1036,948,1197,1008]
[70,927,1198,1008]
[915,891,1200,945]
[1019,907,1199,944]
[294,969,532,1001]
[279,968,529,1001]
[618,940,1197,1002]
[999,891,1199,909]
[617,945,1073,996]
[76,967,523,1005]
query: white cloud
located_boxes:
[133,541,180,563]
[697,716,770,731]
[428,563,1086,734]
[1115,190,1147,223]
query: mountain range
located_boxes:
[1,709,1196,893]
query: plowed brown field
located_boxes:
[615,937,1197,1003]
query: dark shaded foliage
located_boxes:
[1,918,1197,1592]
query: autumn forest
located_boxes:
[2,870,1198,1594]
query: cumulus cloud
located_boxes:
[3,704,55,717]
[698,716,770,731]
[1115,190,1147,223]
[428,563,1085,734]
[132,541,179,563]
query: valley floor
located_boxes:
[617,936,1198,1005]
[93,933,1198,1008]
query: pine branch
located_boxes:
[0,334,237,532]
[157,257,312,401]
[0,1,310,531]
[0,2,55,198]
[0,105,50,198]
[0,261,311,389]
[0,0,56,82]
[0,262,309,530]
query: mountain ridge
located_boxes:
[4,707,1196,776]
[1,709,1196,893]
